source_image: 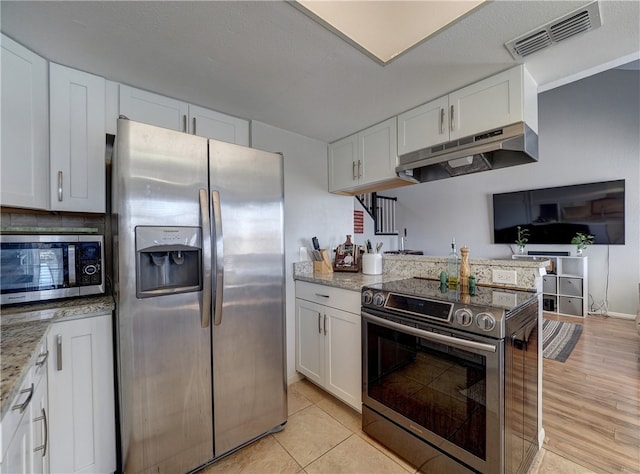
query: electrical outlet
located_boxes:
[492,269,518,285]
[492,291,518,307]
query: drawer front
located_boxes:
[1,371,33,464]
[542,275,557,294]
[295,281,360,313]
[558,296,583,316]
[559,277,583,297]
[32,337,48,383]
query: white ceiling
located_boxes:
[1,1,639,143]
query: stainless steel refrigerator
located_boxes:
[112,119,287,473]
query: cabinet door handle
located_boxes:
[440,108,445,134]
[183,114,188,133]
[12,384,34,413]
[33,408,48,457]
[314,293,329,298]
[35,350,49,367]
[57,171,63,201]
[450,105,455,131]
[352,161,357,180]
[323,314,327,335]
[358,160,362,179]
[56,334,63,371]
[318,313,322,334]
[193,117,197,135]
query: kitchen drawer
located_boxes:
[542,275,557,294]
[1,369,33,464]
[295,281,360,314]
[558,296,584,316]
[559,277,583,297]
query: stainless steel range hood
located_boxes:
[396,122,538,183]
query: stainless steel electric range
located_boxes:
[361,277,540,474]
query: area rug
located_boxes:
[543,319,583,362]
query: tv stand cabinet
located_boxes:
[513,254,588,317]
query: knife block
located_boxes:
[313,249,333,274]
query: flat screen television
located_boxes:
[493,179,625,245]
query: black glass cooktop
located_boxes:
[363,277,537,311]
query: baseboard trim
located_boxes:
[588,311,635,320]
[287,372,304,386]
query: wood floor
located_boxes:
[542,312,640,473]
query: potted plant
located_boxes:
[515,226,530,254]
[571,232,594,255]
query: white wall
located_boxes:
[389,68,639,317]
[250,121,353,382]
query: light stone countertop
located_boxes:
[294,254,548,293]
[1,295,115,419]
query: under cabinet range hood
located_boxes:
[396,122,538,183]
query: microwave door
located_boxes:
[0,247,41,292]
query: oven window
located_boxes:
[366,321,487,460]
[0,244,66,292]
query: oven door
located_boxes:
[362,310,504,473]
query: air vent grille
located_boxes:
[505,2,601,59]
[550,11,592,42]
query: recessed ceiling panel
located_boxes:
[294,0,486,64]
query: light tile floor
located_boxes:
[201,379,595,474]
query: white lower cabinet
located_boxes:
[2,374,34,474]
[1,337,48,474]
[295,281,361,411]
[47,313,116,474]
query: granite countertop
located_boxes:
[1,295,115,419]
[294,254,548,293]
[294,268,404,291]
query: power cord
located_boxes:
[588,245,610,318]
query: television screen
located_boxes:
[493,179,625,245]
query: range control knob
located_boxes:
[476,312,496,331]
[454,308,473,326]
[362,290,373,305]
[372,293,386,307]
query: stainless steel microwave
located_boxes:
[0,234,105,305]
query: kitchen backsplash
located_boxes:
[1,209,106,234]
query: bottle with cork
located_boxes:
[447,238,459,289]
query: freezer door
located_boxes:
[113,119,214,473]
[208,139,287,457]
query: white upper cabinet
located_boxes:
[119,85,249,145]
[449,66,536,139]
[329,117,413,195]
[398,65,538,156]
[50,63,106,213]
[397,96,449,157]
[189,103,249,146]
[1,34,49,210]
[328,133,359,193]
[119,85,188,132]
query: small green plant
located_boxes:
[571,232,594,251]
[515,226,530,251]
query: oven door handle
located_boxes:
[362,311,497,353]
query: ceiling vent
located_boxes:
[505,2,601,59]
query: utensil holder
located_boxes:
[313,249,333,274]
[362,253,382,275]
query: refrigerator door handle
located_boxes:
[211,190,224,326]
[199,189,212,328]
